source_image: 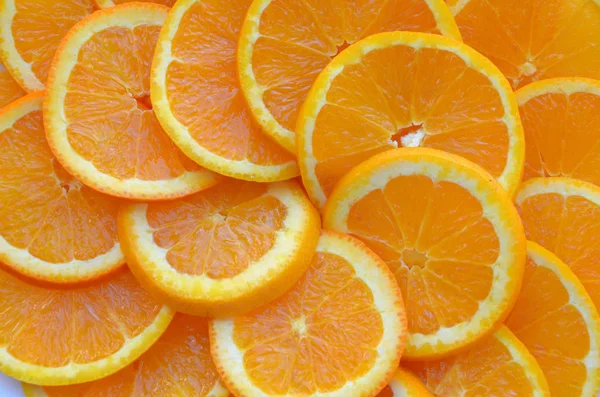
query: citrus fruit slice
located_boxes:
[210,231,406,396]
[517,77,600,187]
[405,325,550,396]
[298,31,524,208]
[151,0,298,182]
[118,179,320,317]
[0,92,125,283]
[44,3,218,201]
[238,0,461,153]
[447,0,600,89]
[515,177,600,315]
[0,59,25,108]
[376,368,434,397]
[505,241,600,397]
[324,148,526,359]
[0,266,174,386]
[0,0,95,91]
[22,314,229,397]
[94,0,176,8]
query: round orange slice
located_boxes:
[94,0,176,8]
[0,92,125,284]
[44,3,218,200]
[324,148,526,359]
[151,0,298,182]
[448,0,600,89]
[506,242,600,397]
[238,0,461,152]
[405,325,550,396]
[0,59,25,108]
[0,0,95,92]
[118,178,320,317]
[517,77,600,186]
[298,31,524,209]
[22,314,229,397]
[210,231,406,396]
[0,266,174,386]
[376,368,434,397]
[515,177,600,317]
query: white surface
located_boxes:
[0,372,24,396]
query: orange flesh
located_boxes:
[505,255,591,397]
[346,176,498,335]
[65,24,203,181]
[311,45,509,196]
[0,60,25,108]
[110,0,176,5]
[147,180,287,278]
[10,0,95,87]
[451,0,600,89]
[232,251,384,394]
[519,193,600,314]
[0,106,121,265]
[41,314,220,396]
[251,0,448,132]
[0,268,162,367]
[165,0,293,165]
[521,90,600,186]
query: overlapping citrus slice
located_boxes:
[210,231,406,396]
[0,0,95,92]
[376,368,434,397]
[94,0,176,8]
[151,0,298,182]
[298,31,524,208]
[0,59,24,108]
[515,177,600,313]
[517,77,600,186]
[324,148,526,359]
[237,0,461,152]
[447,0,600,89]
[0,93,125,283]
[505,242,600,397]
[22,314,229,397]
[405,325,550,396]
[44,3,218,201]
[119,179,320,317]
[0,266,174,386]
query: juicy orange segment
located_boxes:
[0,266,173,386]
[44,3,218,200]
[324,148,526,359]
[405,325,550,396]
[0,0,95,91]
[151,0,298,182]
[517,77,600,187]
[376,368,434,396]
[0,93,125,283]
[448,0,600,89]
[22,314,229,397]
[94,0,176,8]
[506,242,600,397]
[238,0,461,152]
[119,179,320,317]
[0,59,25,108]
[298,31,524,208]
[210,231,406,397]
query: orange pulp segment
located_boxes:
[376,368,434,396]
[95,0,177,8]
[0,59,25,108]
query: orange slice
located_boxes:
[405,325,550,396]
[517,77,600,187]
[324,148,526,359]
[0,0,95,91]
[376,368,434,397]
[151,0,298,182]
[515,177,600,316]
[210,231,406,396]
[0,266,174,386]
[506,242,600,397]
[0,59,25,108]
[238,0,461,152]
[94,0,176,8]
[118,179,320,317]
[22,314,229,397]
[44,3,218,201]
[447,0,600,89]
[0,93,125,284]
[298,31,524,208]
